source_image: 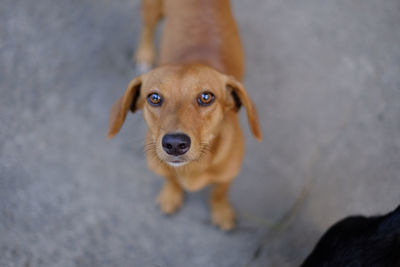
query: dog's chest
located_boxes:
[176,172,210,192]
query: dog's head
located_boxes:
[107,64,261,167]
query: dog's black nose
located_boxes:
[162,133,191,156]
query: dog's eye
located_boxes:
[197,92,215,106]
[147,93,162,106]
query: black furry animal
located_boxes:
[301,205,400,267]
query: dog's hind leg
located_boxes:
[134,0,163,74]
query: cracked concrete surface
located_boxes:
[1,0,400,266]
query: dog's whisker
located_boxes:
[142,141,156,152]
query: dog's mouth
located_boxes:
[147,135,211,168]
[156,132,195,167]
[165,157,189,167]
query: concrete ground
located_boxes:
[1,0,399,266]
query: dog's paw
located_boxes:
[135,62,152,75]
[157,184,183,215]
[134,43,154,73]
[211,201,236,231]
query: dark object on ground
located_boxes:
[301,205,400,267]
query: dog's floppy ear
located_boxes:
[107,76,142,139]
[226,76,262,141]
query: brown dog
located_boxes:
[108,0,262,230]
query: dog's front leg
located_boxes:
[157,176,183,215]
[210,182,235,230]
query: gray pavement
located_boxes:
[1,0,400,266]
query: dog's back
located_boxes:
[159,0,244,80]
[301,205,400,267]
